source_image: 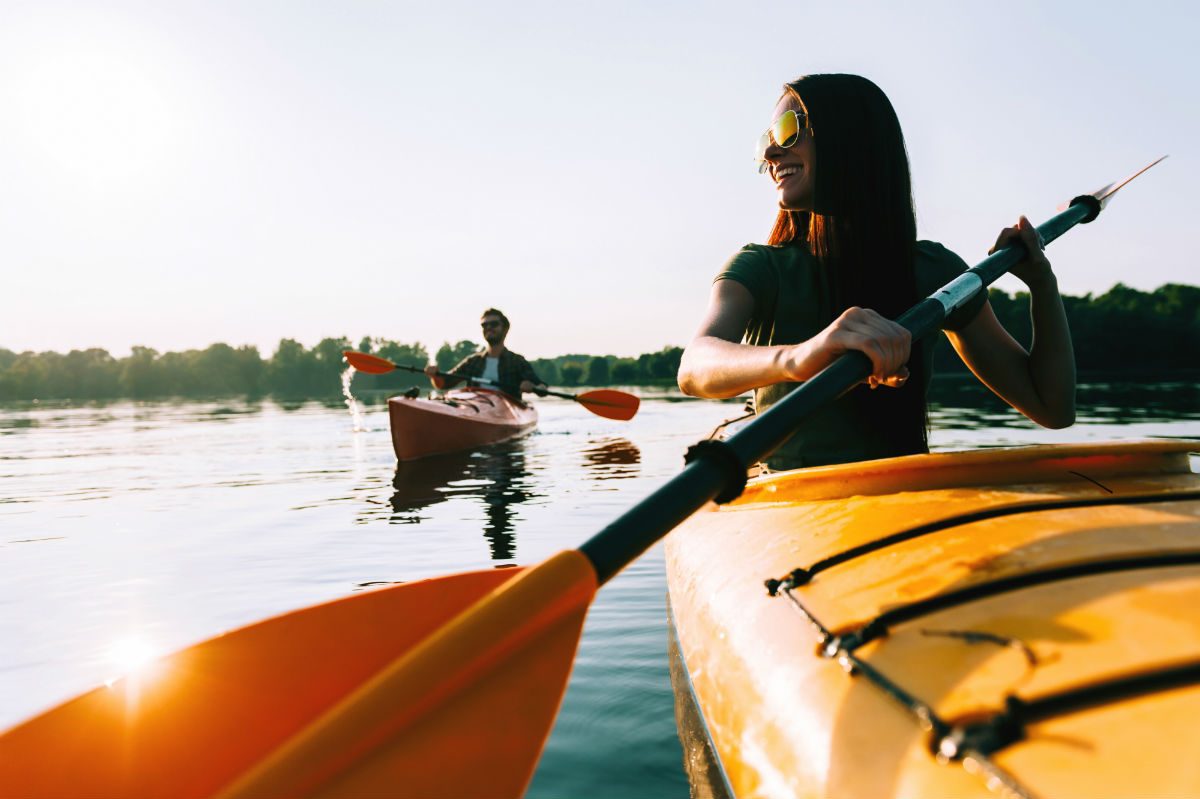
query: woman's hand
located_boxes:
[991,215,1054,290]
[786,306,911,389]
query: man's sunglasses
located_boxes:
[481,320,504,329]
[754,109,811,174]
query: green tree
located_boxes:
[368,339,430,390]
[121,346,165,398]
[436,339,478,371]
[268,339,316,396]
[233,345,266,395]
[5,353,47,399]
[68,349,120,398]
[585,356,610,386]
[644,346,683,381]
[311,337,352,396]
[530,358,559,385]
[193,343,244,395]
[560,361,584,386]
[611,358,638,384]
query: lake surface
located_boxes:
[2,381,1197,797]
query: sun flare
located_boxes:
[105,635,162,679]
[8,23,187,185]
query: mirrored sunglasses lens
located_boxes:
[773,110,800,148]
[754,131,771,163]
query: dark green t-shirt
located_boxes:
[716,240,986,470]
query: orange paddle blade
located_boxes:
[0,553,598,799]
[576,389,640,421]
[342,350,396,374]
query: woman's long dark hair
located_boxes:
[767,73,928,455]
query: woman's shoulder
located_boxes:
[720,242,810,273]
[916,239,969,268]
[716,242,809,298]
[727,241,785,263]
[915,239,971,285]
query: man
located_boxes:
[424,308,547,399]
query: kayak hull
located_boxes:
[665,440,1200,799]
[387,388,537,461]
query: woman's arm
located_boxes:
[678,280,913,399]
[945,216,1076,428]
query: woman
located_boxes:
[677,74,1076,470]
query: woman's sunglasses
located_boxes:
[754,109,811,174]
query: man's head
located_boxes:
[480,308,510,346]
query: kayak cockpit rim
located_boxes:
[734,440,1200,506]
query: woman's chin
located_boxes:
[777,194,813,212]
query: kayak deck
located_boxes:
[665,440,1200,799]
[387,388,537,461]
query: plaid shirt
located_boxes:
[446,349,544,397]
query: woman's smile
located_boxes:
[763,95,815,210]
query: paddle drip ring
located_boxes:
[684,440,748,504]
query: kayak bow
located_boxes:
[667,440,1200,799]
[388,387,538,460]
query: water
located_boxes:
[1,382,1197,797]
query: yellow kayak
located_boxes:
[666,440,1200,799]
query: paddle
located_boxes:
[342,350,641,421]
[0,161,1162,799]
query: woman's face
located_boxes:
[763,94,815,211]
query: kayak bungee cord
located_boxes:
[769,563,1200,799]
[765,580,1038,797]
[780,488,1200,585]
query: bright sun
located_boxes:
[106,635,161,677]
[8,23,186,186]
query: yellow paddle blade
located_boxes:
[216,550,596,799]
[0,552,598,799]
[575,389,640,421]
[342,350,397,374]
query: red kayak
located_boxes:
[388,388,537,461]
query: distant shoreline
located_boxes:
[1,370,1196,408]
[3,283,1195,403]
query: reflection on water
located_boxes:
[581,437,641,481]
[372,437,641,562]
[386,441,542,561]
[929,378,1200,427]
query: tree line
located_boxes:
[931,282,1199,377]
[0,333,686,400]
[1,283,1195,401]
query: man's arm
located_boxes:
[517,355,547,395]
[427,354,479,389]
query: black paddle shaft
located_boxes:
[580,196,1099,585]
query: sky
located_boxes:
[1,0,1196,360]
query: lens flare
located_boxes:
[105,636,161,680]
